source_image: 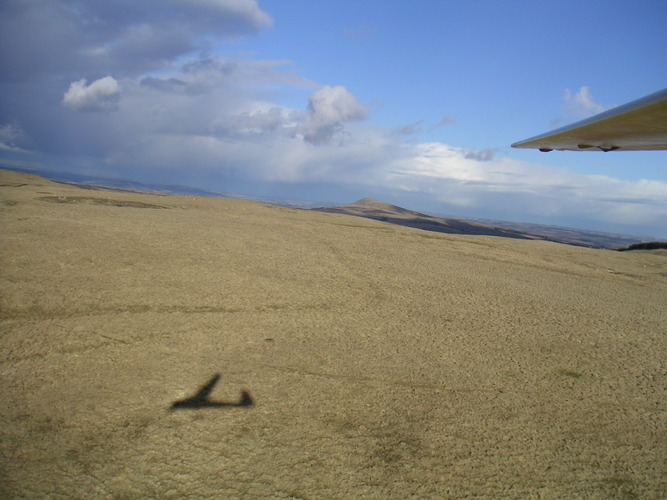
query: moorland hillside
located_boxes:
[1,169,666,498]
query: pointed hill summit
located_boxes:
[332,198,428,218]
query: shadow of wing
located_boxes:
[194,374,221,400]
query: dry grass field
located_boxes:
[1,168,666,498]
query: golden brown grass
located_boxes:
[1,169,666,498]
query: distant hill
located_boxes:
[314,198,543,241]
[313,198,646,249]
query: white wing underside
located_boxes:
[512,88,667,152]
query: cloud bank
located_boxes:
[0,0,665,237]
[0,0,271,81]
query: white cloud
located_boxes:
[385,143,667,227]
[300,85,369,144]
[214,107,288,137]
[62,77,121,112]
[562,86,607,118]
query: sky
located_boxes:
[1,0,666,238]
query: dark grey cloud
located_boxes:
[0,0,285,166]
[594,196,666,206]
[395,121,423,136]
[0,0,272,82]
[423,116,456,135]
[140,77,189,93]
[434,115,456,127]
[463,148,496,162]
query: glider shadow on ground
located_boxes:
[170,374,254,410]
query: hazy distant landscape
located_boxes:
[314,198,648,249]
[2,168,666,498]
[3,165,651,250]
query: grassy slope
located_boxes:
[1,169,666,498]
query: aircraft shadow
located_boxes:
[170,374,254,410]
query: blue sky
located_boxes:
[1,0,666,237]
